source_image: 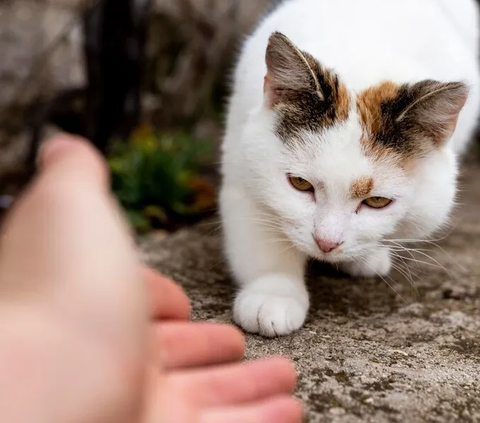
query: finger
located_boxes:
[0,134,147,423]
[200,396,303,423]
[39,134,109,192]
[0,134,146,358]
[168,357,297,407]
[143,268,190,320]
[152,322,244,369]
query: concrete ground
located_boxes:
[141,159,480,423]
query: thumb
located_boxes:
[0,134,148,423]
[38,134,109,192]
[0,134,147,349]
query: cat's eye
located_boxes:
[363,197,393,209]
[288,176,314,192]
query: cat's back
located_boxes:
[232,0,479,108]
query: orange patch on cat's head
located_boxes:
[350,176,374,199]
[333,78,351,123]
[356,81,404,163]
[356,81,401,135]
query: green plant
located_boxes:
[108,126,216,233]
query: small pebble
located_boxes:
[329,407,346,416]
[398,303,425,317]
[389,349,409,357]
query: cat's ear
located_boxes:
[398,80,469,146]
[264,32,326,108]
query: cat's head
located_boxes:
[248,32,469,263]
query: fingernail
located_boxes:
[38,136,74,168]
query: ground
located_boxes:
[141,159,480,423]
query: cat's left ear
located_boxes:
[398,80,469,146]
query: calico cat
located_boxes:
[220,0,480,337]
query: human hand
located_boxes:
[0,135,302,423]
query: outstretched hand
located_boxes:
[0,135,302,423]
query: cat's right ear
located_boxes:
[264,32,325,108]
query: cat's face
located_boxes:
[247,32,467,262]
[259,123,452,263]
[277,123,411,262]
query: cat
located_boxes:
[220,0,480,337]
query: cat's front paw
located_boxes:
[234,277,308,337]
[341,248,391,278]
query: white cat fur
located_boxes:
[220,0,480,337]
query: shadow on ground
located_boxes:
[142,160,480,423]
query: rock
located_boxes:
[329,407,346,416]
[146,0,273,128]
[0,0,84,108]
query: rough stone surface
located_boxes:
[141,158,480,423]
[0,0,271,111]
[0,0,84,108]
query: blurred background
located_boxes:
[0,0,478,234]
[0,0,280,232]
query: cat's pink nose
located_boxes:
[314,237,341,253]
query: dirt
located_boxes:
[141,158,480,423]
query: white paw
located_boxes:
[234,283,308,337]
[341,249,391,278]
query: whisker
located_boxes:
[385,226,457,244]
[356,256,408,304]
[385,238,465,274]
[389,254,419,297]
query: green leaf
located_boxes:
[108,128,216,231]
[125,209,151,233]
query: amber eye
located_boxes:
[288,176,314,192]
[363,197,393,209]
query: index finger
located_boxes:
[143,268,190,320]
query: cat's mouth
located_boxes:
[307,241,374,264]
[310,247,346,263]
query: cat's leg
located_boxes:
[221,187,308,337]
[340,247,391,278]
